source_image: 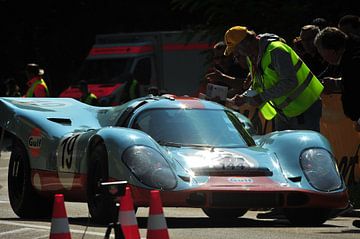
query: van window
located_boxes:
[77,58,131,84]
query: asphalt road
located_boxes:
[1,149,360,239]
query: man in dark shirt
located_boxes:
[299,25,327,77]
[314,27,360,131]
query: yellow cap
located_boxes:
[224,26,249,56]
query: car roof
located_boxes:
[133,94,226,111]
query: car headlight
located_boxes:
[122,146,177,190]
[300,148,342,191]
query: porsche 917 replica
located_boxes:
[0,95,348,225]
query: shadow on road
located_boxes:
[1,216,343,229]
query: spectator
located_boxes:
[79,80,98,105]
[200,41,249,103]
[24,63,49,97]
[4,78,21,97]
[314,27,360,131]
[292,36,306,58]
[148,86,160,96]
[299,25,327,77]
[311,17,329,30]
[101,73,140,105]
[338,15,360,39]
[224,26,324,132]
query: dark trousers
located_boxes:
[274,99,322,132]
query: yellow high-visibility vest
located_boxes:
[249,41,323,120]
[26,78,49,97]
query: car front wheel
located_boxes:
[87,142,116,224]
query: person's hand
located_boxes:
[205,71,222,83]
[242,73,252,90]
[205,68,233,84]
[230,94,247,106]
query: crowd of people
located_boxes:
[4,15,360,133]
[197,15,360,225]
[200,15,360,134]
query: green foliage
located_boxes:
[171,0,360,42]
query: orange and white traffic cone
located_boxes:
[146,190,169,239]
[49,194,71,239]
[118,187,140,239]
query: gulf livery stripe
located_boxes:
[89,45,154,56]
[178,98,206,109]
[89,43,212,56]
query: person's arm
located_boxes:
[230,48,298,107]
[205,69,245,89]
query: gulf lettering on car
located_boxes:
[57,133,81,189]
[228,177,254,183]
[28,128,42,157]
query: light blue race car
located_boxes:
[0,95,348,225]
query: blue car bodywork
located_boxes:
[0,95,348,225]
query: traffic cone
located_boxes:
[118,187,140,239]
[146,190,169,239]
[49,194,71,239]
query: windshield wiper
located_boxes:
[181,144,216,151]
[156,140,182,148]
[156,141,216,150]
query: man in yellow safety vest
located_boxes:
[225,26,324,132]
[79,80,98,105]
[24,63,49,97]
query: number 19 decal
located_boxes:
[57,134,81,172]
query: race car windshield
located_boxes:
[132,109,252,147]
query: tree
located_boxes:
[171,0,360,42]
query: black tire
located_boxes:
[284,208,331,226]
[8,139,53,218]
[87,142,116,224]
[202,208,248,220]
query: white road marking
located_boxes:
[0,200,9,203]
[0,227,33,236]
[32,234,53,239]
[0,220,111,236]
[0,167,8,170]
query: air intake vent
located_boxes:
[47,117,71,125]
[193,167,273,176]
[288,176,302,182]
